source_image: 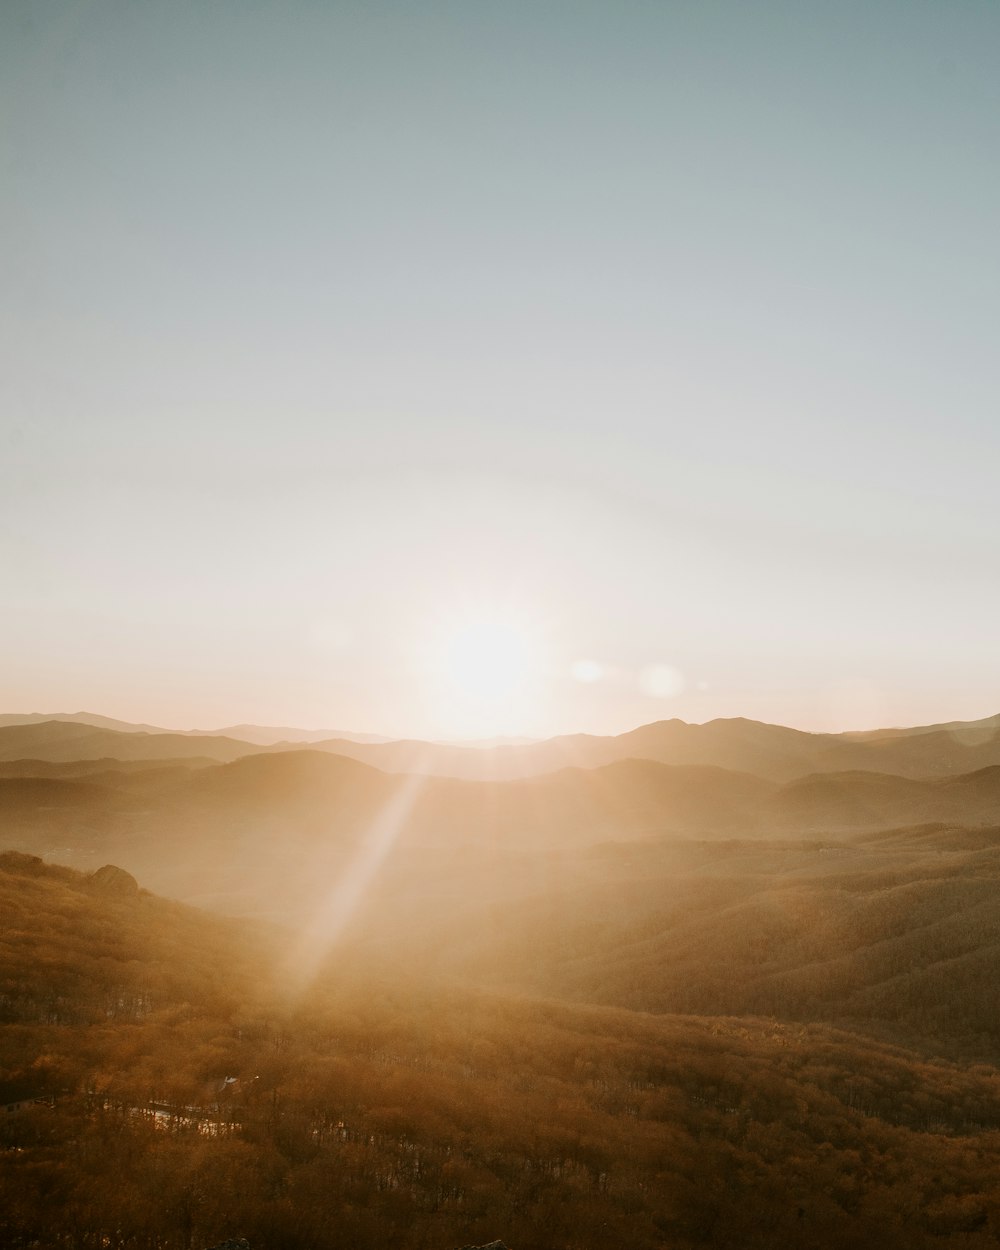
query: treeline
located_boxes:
[5,855,1000,1249]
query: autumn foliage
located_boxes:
[4,848,1000,1249]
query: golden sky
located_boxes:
[3,2,999,739]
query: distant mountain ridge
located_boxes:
[0,720,258,764]
[0,711,170,734]
[0,711,389,745]
[3,710,1000,781]
[5,749,999,843]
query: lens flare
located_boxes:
[571,659,605,684]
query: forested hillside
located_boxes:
[4,711,1000,1250]
[5,852,1000,1249]
[413,827,1000,1063]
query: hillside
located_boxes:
[0,721,259,765]
[0,756,219,780]
[6,752,1000,1065]
[4,745,1000,921]
[6,852,1000,1250]
[411,825,1000,1063]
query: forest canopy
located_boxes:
[4,847,1000,1250]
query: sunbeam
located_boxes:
[282,769,428,994]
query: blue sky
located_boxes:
[2,1,999,737]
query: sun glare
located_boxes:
[423,605,548,739]
[443,620,531,701]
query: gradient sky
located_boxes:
[2,0,999,739]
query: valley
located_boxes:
[3,712,1000,1247]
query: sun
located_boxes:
[443,618,532,701]
[423,604,547,739]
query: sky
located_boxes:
[2,0,999,740]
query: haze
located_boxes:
[3,1,999,740]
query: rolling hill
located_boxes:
[0,721,263,765]
[5,710,1000,781]
[3,743,1000,924]
[6,851,1000,1249]
[0,712,388,748]
[414,824,1000,1062]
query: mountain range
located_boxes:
[3,709,1000,924]
[3,708,1000,779]
[0,710,389,745]
[5,709,1000,1249]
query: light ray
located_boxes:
[282,768,427,994]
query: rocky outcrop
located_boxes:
[89,864,140,896]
